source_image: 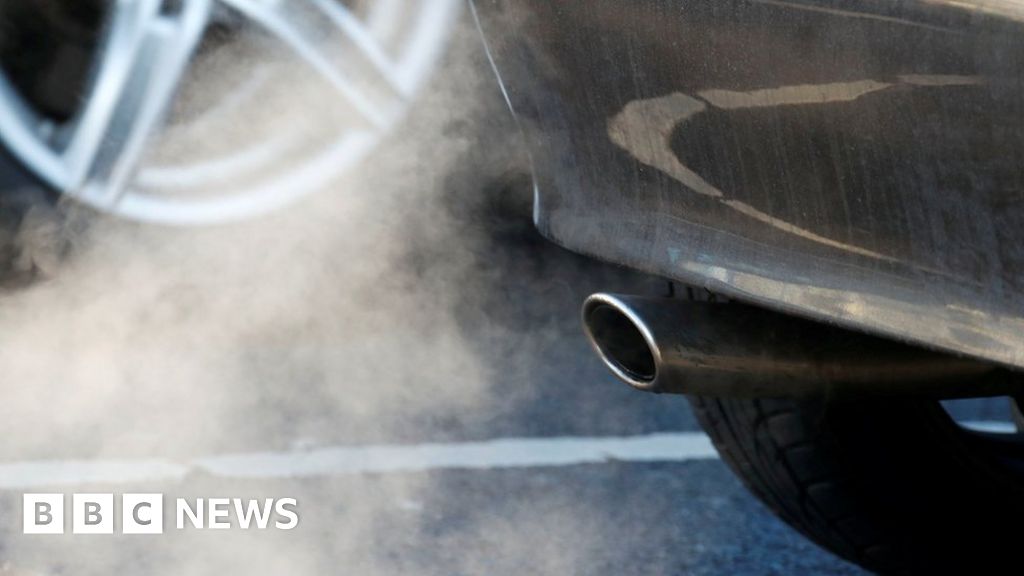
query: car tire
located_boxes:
[688,393,1024,574]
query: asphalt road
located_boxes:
[0,9,1013,576]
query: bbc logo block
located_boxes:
[24,493,163,534]
[23,494,63,534]
[122,493,163,534]
[72,494,114,534]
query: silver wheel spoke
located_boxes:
[218,0,407,129]
[86,0,214,203]
[310,0,411,95]
[0,0,211,200]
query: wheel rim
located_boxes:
[0,0,462,225]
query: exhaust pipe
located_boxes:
[581,293,1012,397]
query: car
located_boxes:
[3,1,1023,573]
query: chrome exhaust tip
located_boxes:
[582,292,1011,398]
[581,293,664,393]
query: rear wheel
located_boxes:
[689,393,1024,574]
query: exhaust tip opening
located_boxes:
[583,297,657,386]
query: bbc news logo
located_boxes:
[23,494,299,534]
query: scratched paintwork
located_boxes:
[473,0,1024,368]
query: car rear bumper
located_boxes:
[472,0,1024,369]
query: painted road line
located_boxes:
[0,432,717,489]
[197,432,719,478]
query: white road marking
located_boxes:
[0,433,717,489]
[0,459,188,489]
[1,419,1017,489]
